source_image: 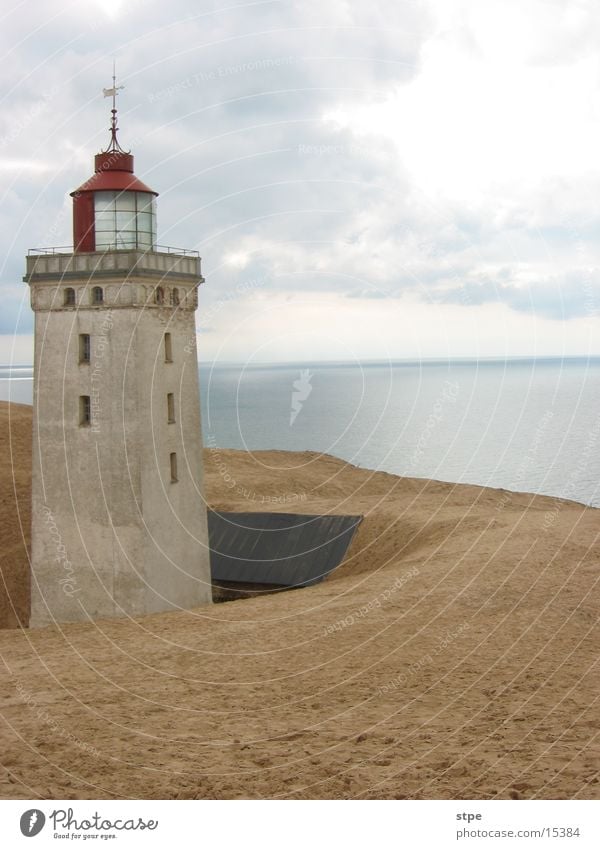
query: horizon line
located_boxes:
[2,354,600,369]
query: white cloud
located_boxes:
[88,0,125,18]
[0,159,56,175]
[194,290,600,363]
[326,19,600,199]
[1,0,599,363]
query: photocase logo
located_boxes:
[20,809,46,837]
[290,369,313,425]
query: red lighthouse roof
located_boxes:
[71,151,158,197]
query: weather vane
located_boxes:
[102,61,127,153]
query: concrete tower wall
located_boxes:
[27,255,212,627]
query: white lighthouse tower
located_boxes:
[25,79,213,626]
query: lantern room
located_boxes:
[71,150,158,253]
[70,80,158,253]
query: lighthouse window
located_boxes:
[137,194,154,237]
[116,211,137,231]
[92,286,104,305]
[164,333,173,362]
[167,393,175,424]
[79,395,91,426]
[94,191,156,251]
[170,452,178,483]
[64,287,76,306]
[79,334,90,364]
[171,288,180,306]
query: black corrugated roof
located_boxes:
[208,511,362,588]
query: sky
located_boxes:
[1,0,599,364]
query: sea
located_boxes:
[2,357,599,508]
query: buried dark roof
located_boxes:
[208,511,362,588]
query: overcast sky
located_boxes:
[1,0,599,363]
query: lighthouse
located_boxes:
[24,78,213,626]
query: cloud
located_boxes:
[432,270,600,320]
[1,0,599,363]
[0,286,34,335]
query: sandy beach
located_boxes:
[0,401,598,799]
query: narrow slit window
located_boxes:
[79,334,90,364]
[64,287,76,306]
[170,452,178,483]
[79,395,91,426]
[167,393,175,423]
[92,286,103,305]
[164,332,173,362]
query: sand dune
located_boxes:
[0,401,598,799]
